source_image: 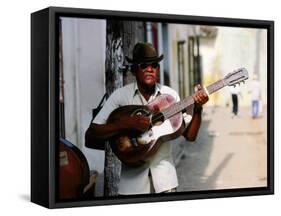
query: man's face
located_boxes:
[135,62,159,87]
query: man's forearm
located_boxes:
[183,107,202,141]
[86,123,121,141]
[85,114,151,148]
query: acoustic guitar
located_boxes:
[107,68,249,166]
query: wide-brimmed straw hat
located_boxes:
[125,42,164,64]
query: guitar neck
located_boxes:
[162,79,226,119]
[206,79,226,95]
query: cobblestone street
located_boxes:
[176,105,267,191]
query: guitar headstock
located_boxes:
[223,68,249,87]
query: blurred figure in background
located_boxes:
[229,85,241,118]
[249,74,261,119]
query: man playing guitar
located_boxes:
[85,42,209,194]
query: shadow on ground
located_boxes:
[175,107,234,192]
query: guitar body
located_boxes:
[59,138,90,200]
[107,94,185,166]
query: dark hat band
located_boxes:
[126,54,164,64]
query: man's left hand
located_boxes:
[193,84,209,107]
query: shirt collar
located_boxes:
[133,82,162,97]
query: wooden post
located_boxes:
[103,20,145,196]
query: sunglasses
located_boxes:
[138,62,159,69]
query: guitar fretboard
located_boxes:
[206,79,225,95]
[162,79,226,119]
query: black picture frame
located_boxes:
[31,6,274,208]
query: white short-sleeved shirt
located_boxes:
[93,82,193,194]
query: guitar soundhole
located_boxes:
[132,109,164,126]
[151,112,164,126]
[131,109,150,117]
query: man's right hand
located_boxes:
[119,115,150,133]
